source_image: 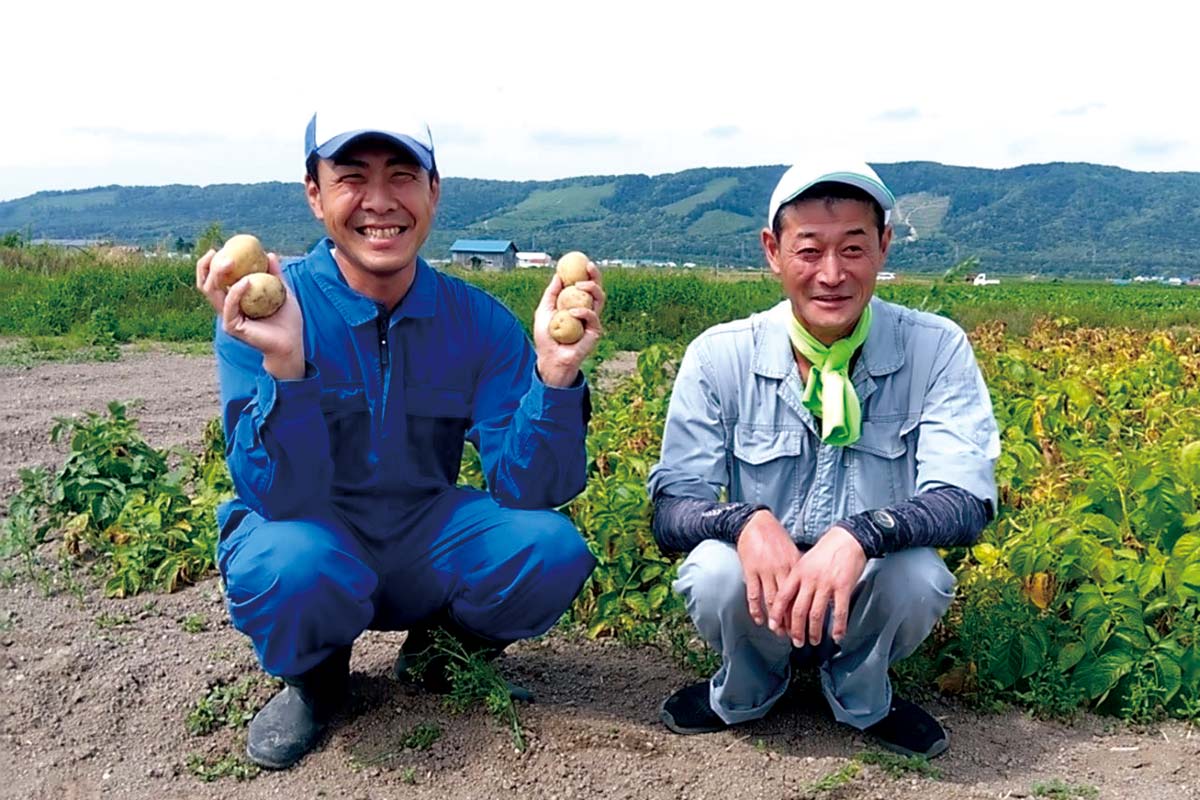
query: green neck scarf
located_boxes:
[786,305,873,446]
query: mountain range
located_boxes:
[3,161,1198,276]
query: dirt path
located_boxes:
[1,350,1198,800]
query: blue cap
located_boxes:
[305,110,435,171]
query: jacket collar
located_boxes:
[752,297,904,380]
[309,237,438,325]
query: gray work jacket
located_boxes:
[646,298,1000,545]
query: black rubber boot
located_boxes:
[393,613,533,702]
[246,645,352,770]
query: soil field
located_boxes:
[1,349,1197,800]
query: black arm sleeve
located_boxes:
[651,496,770,555]
[836,485,994,559]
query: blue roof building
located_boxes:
[449,239,519,270]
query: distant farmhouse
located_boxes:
[516,251,552,268]
[450,239,518,270]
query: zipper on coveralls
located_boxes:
[376,308,390,381]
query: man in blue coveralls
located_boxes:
[195,108,604,769]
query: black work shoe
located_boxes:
[863,697,949,758]
[246,646,351,770]
[394,624,534,703]
[660,680,728,735]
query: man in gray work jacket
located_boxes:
[646,156,1000,758]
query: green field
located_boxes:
[8,245,1200,350]
[4,245,1200,724]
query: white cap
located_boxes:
[767,158,895,228]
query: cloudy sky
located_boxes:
[1,0,1194,202]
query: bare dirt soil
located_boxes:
[2,349,1198,800]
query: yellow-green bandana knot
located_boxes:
[787,305,873,446]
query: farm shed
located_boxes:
[450,239,518,270]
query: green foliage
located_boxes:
[194,222,225,256]
[186,752,260,783]
[664,605,721,677]
[94,611,132,629]
[855,749,942,779]
[183,663,269,784]
[803,750,940,797]
[400,722,443,751]
[11,252,1200,349]
[348,722,443,770]
[943,322,1200,721]
[806,761,861,794]
[84,306,122,361]
[407,629,527,751]
[566,345,684,640]
[1,468,52,590]
[186,676,275,736]
[2,404,233,598]
[181,613,208,633]
[0,248,214,343]
[1032,778,1099,799]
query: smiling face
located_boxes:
[761,196,892,345]
[304,138,439,305]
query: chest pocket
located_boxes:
[320,384,374,488]
[844,418,916,511]
[731,425,809,509]
[406,386,472,485]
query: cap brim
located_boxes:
[769,168,896,229]
[779,172,895,215]
[313,130,434,171]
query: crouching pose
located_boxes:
[196,109,603,769]
[647,157,999,758]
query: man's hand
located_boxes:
[736,510,802,629]
[196,248,305,380]
[532,261,605,387]
[770,525,867,647]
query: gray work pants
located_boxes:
[674,540,955,729]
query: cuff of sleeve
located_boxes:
[836,514,884,559]
[526,365,588,415]
[254,362,321,422]
[730,504,772,543]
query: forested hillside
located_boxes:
[3,161,1198,276]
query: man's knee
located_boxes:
[674,539,746,620]
[858,547,954,635]
[527,511,596,586]
[451,510,595,640]
[223,519,377,616]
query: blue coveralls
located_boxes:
[214,240,597,678]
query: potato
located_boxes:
[239,272,287,319]
[556,285,594,311]
[549,309,585,344]
[556,251,591,287]
[217,234,268,289]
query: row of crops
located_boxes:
[3,250,1200,720]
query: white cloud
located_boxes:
[1,0,1196,201]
